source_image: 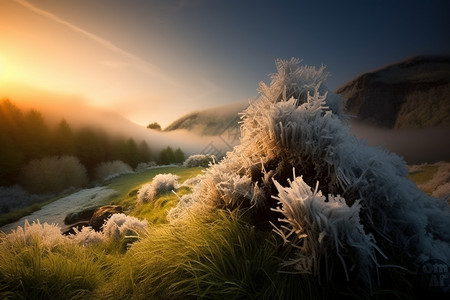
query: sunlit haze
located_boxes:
[1,0,449,127]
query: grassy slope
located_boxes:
[0,166,434,299]
[106,166,203,222]
[0,167,203,227]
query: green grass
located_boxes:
[0,166,203,228]
[107,166,203,222]
[0,233,108,299]
[106,166,203,199]
[0,166,422,299]
[102,209,327,300]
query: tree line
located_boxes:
[0,99,184,187]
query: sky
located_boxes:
[1,0,449,128]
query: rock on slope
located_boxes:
[336,55,450,128]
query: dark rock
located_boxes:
[336,55,450,129]
[61,221,90,236]
[89,205,123,231]
[64,207,97,225]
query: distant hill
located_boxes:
[0,82,211,155]
[336,55,450,128]
[164,101,247,136]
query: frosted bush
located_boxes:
[432,182,450,200]
[183,154,216,168]
[169,58,450,285]
[180,175,202,188]
[167,194,194,223]
[102,213,148,240]
[418,161,450,196]
[69,226,104,247]
[1,215,148,249]
[137,173,180,204]
[4,220,68,249]
[0,185,44,212]
[20,156,88,194]
[407,163,428,173]
[135,161,157,172]
[94,160,133,182]
[271,172,381,283]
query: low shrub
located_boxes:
[135,161,157,172]
[19,156,88,194]
[137,173,179,204]
[94,160,133,182]
[0,185,44,213]
[183,154,216,168]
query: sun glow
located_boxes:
[0,55,21,83]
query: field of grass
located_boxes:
[0,165,438,299]
[106,166,203,222]
[0,166,203,228]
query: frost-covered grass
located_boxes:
[137,173,180,204]
[409,161,450,199]
[0,208,415,299]
[0,221,108,299]
[183,154,216,168]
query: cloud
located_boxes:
[13,0,176,85]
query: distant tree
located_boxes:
[75,127,107,173]
[0,99,25,145]
[125,138,140,168]
[158,146,175,165]
[20,156,88,194]
[138,140,152,162]
[0,130,23,185]
[147,122,162,131]
[22,109,50,160]
[53,119,75,156]
[174,148,185,164]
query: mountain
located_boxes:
[0,82,211,155]
[164,101,247,135]
[336,55,450,128]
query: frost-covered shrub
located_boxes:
[137,173,180,204]
[102,213,148,240]
[5,220,68,249]
[179,175,202,188]
[0,185,44,212]
[20,156,88,194]
[407,163,427,173]
[135,161,157,172]
[169,58,450,286]
[183,154,216,168]
[94,160,133,182]
[417,161,450,198]
[69,226,104,247]
[2,214,148,249]
[271,173,381,283]
[433,182,450,201]
[68,214,148,246]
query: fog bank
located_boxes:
[348,120,450,164]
